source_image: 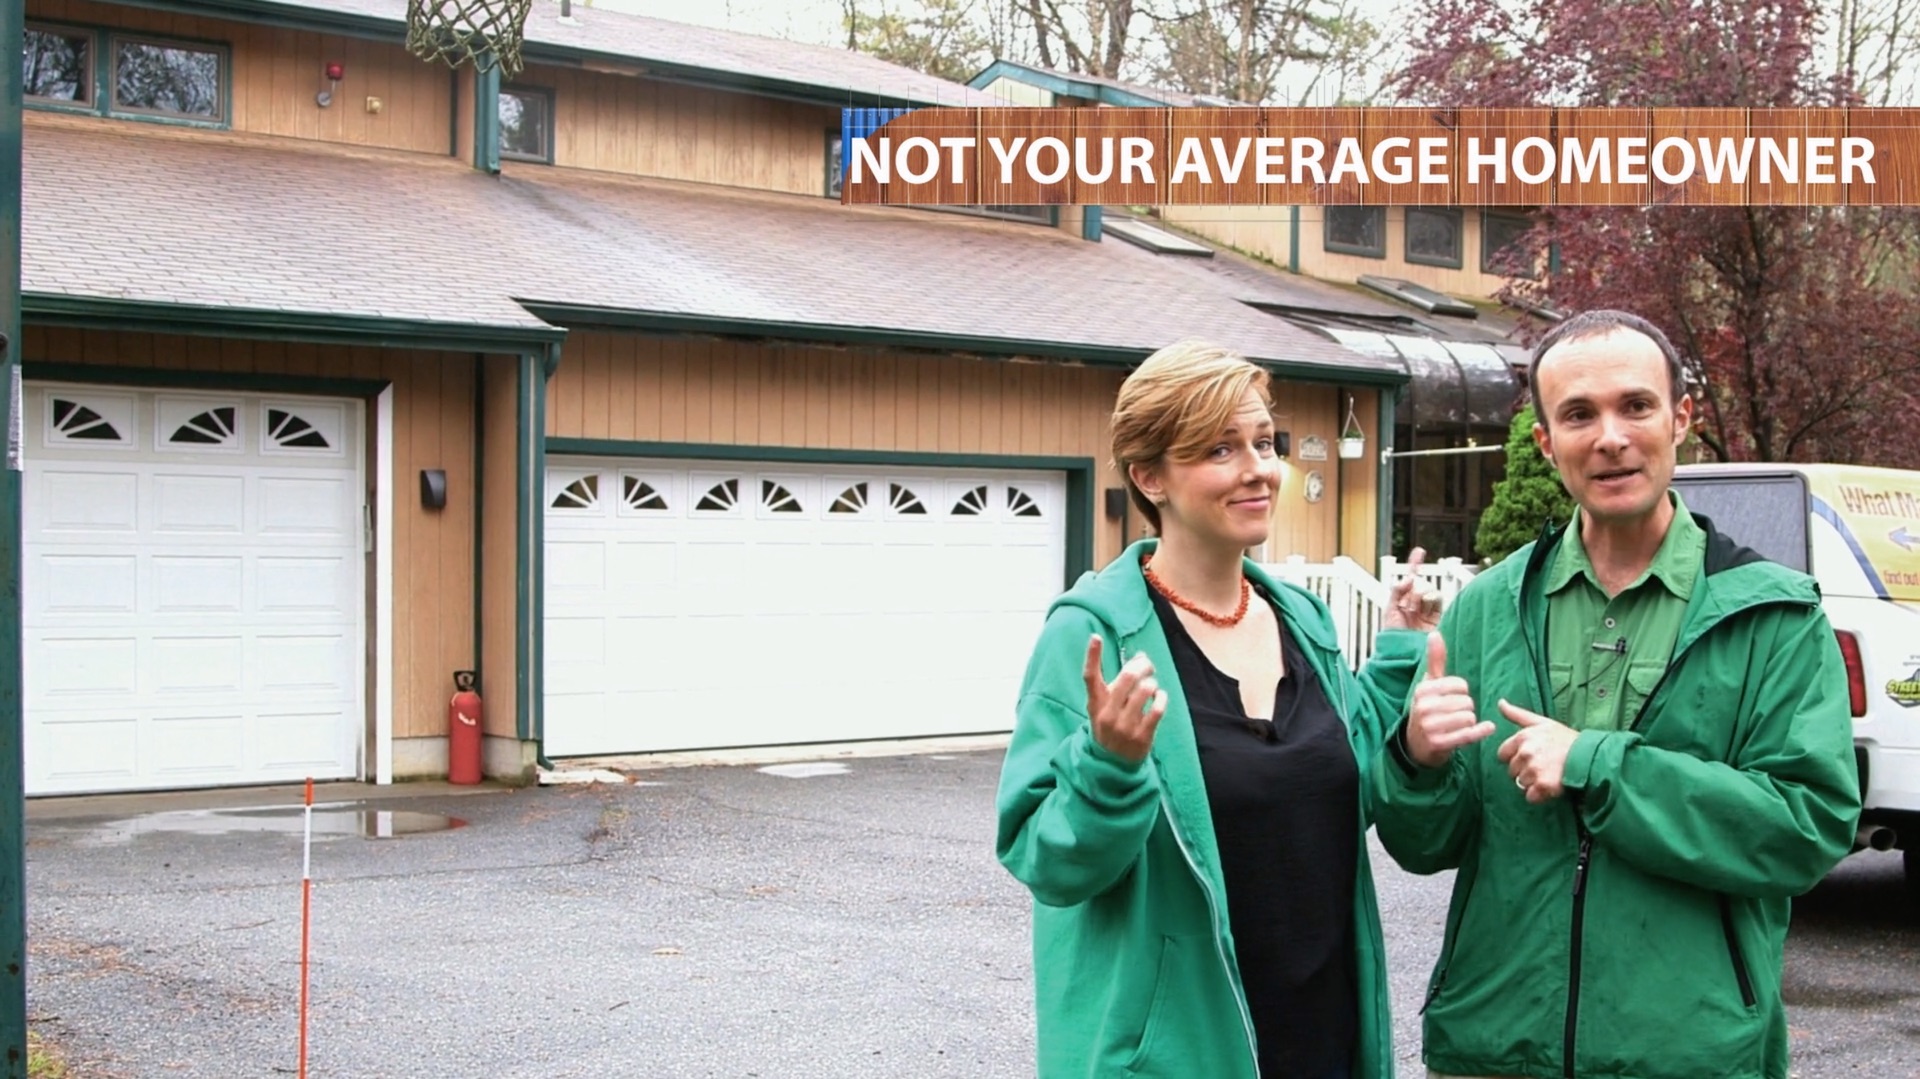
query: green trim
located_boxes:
[472,355,485,704]
[517,303,1409,388]
[2,0,27,1055]
[515,353,536,742]
[531,357,549,757]
[474,64,501,174]
[1288,205,1300,273]
[1377,387,1396,561]
[545,439,1097,588]
[25,294,565,351]
[22,360,388,398]
[1082,204,1103,242]
[965,59,1171,108]
[448,68,459,158]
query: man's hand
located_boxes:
[1384,546,1443,632]
[1498,700,1581,803]
[1084,635,1167,764]
[1405,632,1495,769]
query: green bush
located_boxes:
[1475,405,1575,564]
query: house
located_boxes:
[19,0,1408,796]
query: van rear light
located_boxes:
[1835,630,1867,717]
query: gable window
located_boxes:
[1482,210,1542,279]
[24,23,91,106]
[1405,207,1463,269]
[112,35,225,122]
[499,85,552,163]
[1324,206,1385,258]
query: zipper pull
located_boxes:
[1571,833,1593,898]
[1420,971,1447,1014]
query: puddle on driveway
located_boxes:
[74,806,466,846]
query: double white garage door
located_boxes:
[543,457,1069,756]
[23,385,364,796]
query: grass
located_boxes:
[28,1031,67,1079]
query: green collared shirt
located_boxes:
[1544,490,1705,732]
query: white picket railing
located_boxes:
[1259,554,1480,669]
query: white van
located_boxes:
[1671,462,1920,893]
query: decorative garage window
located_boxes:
[760,479,804,514]
[694,477,743,514]
[157,397,241,451]
[550,473,600,510]
[1007,486,1044,518]
[620,474,669,512]
[260,402,343,456]
[45,393,133,447]
[951,485,990,516]
[887,482,928,516]
[829,481,870,515]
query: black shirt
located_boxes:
[1149,584,1359,1079]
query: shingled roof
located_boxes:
[23,116,1404,383]
[242,0,1003,108]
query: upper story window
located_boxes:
[826,130,843,198]
[1324,206,1385,258]
[1405,206,1464,269]
[112,36,225,122]
[499,85,553,163]
[24,24,227,126]
[25,23,91,106]
[1482,210,1543,279]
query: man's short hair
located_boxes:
[1528,309,1686,427]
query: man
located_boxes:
[1374,309,1861,1079]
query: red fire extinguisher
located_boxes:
[449,670,482,785]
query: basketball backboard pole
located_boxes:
[0,0,30,1066]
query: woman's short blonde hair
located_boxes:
[1111,340,1272,533]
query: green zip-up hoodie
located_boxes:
[996,539,1427,1079]
[1375,515,1862,1079]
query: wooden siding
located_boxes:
[19,325,477,743]
[28,0,452,155]
[545,334,1378,566]
[517,63,838,196]
[1157,205,1523,301]
[546,334,1131,565]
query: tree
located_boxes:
[1475,406,1574,564]
[1395,0,1920,469]
[1146,0,1392,105]
[843,0,995,83]
[1017,0,1144,78]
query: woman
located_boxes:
[994,341,1438,1079]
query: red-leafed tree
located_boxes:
[1395,0,1920,466]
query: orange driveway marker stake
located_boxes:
[299,776,313,1079]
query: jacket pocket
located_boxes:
[1124,936,1177,1074]
[1720,896,1758,1009]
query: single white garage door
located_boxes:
[543,457,1069,756]
[23,384,365,796]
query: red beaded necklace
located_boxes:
[1142,555,1251,628]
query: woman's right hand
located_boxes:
[1083,634,1168,764]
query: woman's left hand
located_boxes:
[1384,546,1443,632]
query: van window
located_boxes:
[1671,475,1809,572]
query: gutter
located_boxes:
[25,294,566,352]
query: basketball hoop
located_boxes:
[406,0,534,78]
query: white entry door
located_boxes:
[23,385,366,795]
[542,458,1069,756]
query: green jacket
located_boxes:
[1375,516,1862,1079]
[995,539,1427,1079]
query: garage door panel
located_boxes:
[153,473,246,533]
[40,472,140,534]
[24,385,365,795]
[32,636,139,696]
[36,553,138,613]
[152,555,244,613]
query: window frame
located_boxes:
[1322,205,1386,258]
[498,83,555,165]
[825,127,843,198]
[23,21,97,112]
[1481,209,1543,280]
[1404,206,1464,269]
[106,31,231,126]
[24,22,232,129]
